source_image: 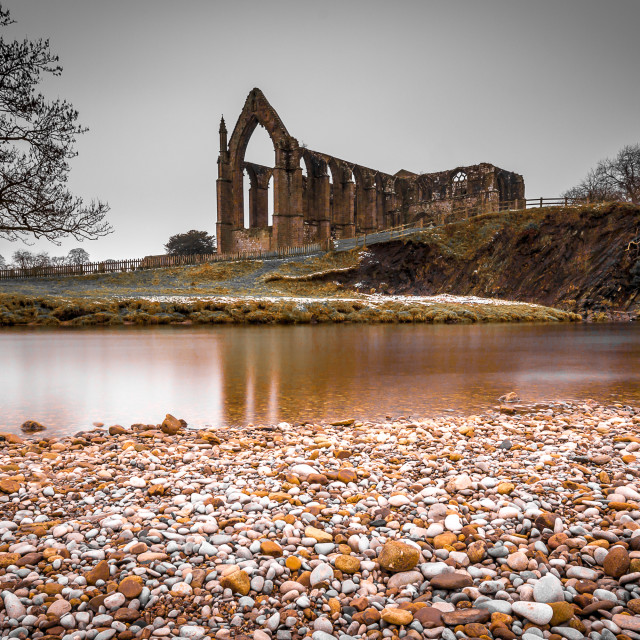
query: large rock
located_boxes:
[0,553,19,568]
[118,575,144,598]
[305,526,332,543]
[48,599,71,617]
[603,546,630,578]
[381,608,413,625]
[335,555,360,574]
[533,574,564,603]
[430,572,473,590]
[506,552,528,571]
[337,468,357,484]
[387,570,423,590]
[260,540,283,557]
[220,568,250,595]
[549,601,574,626]
[0,478,20,494]
[613,614,640,632]
[86,559,110,585]
[414,606,444,628]
[161,414,184,435]
[378,541,420,573]
[467,541,487,563]
[535,512,561,532]
[445,474,472,493]
[0,432,23,444]
[310,562,334,587]
[511,601,553,625]
[434,532,458,549]
[114,607,141,622]
[2,591,25,619]
[442,608,490,625]
[20,419,46,432]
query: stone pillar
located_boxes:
[344,181,356,238]
[361,185,377,233]
[376,188,385,230]
[216,117,234,253]
[249,184,269,228]
[247,166,271,228]
[216,173,233,253]
[383,190,396,228]
[272,147,303,248]
[316,174,331,243]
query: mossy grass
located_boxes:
[0,292,580,327]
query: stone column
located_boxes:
[272,147,304,248]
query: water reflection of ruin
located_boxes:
[217,88,525,253]
[218,326,374,427]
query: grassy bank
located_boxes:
[0,292,580,327]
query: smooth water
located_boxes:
[1,323,639,436]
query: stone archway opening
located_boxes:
[242,125,275,230]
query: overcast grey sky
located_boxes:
[1,0,639,262]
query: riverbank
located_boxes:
[335,203,640,320]
[0,292,580,326]
[1,401,640,640]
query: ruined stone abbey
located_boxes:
[216,89,525,253]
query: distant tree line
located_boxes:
[564,143,640,204]
[0,247,89,270]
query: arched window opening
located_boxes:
[244,123,275,166]
[267,175,274,226]
[326,162,334,184]
[243,168,252,229]
[242,124,275,229]
[452,171,467,196]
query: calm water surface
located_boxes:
[1,323,639,436]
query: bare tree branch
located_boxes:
[0,3,112,243]
[564,144,640,205]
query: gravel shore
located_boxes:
[2,402,640,640]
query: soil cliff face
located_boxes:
[341,203,640,318]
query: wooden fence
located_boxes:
[0,242,325,281]
[523,197,583,209]
[0,197,609,281]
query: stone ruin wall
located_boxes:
[216,89,525,253]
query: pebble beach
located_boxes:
[2,402,640,640]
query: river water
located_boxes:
[1,323,639,436]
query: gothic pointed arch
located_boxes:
[228,88,297,170]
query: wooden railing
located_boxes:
[334,221,423,251]
[524,197,582,208]
[0,242,324,281]
[0,197,609,281]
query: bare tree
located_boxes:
[600,144,640,204]
[0,253,5,268]
[564,144,640,204]
[11,249,50,268]
[67,247,89,264]
[563,166,621,203]
[12,249,33,268]
[0,5,112,243]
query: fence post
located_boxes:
[539,197,543,208]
